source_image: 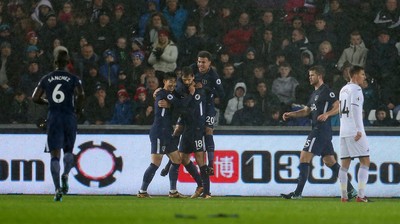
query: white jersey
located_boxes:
[339,82,365,137]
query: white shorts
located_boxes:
[340,135,369,159]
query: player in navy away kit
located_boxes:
[138,72,197,198]
[32,47,85,201]
[280,65,356,199]
[176,67,211,198]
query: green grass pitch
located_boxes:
[1,195,399,224]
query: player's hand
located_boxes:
[146,106,153,116]
[354,131,362,141]
[282,112,291,121]
[153,87,162,98]
[214,97,220,105]
[195,82,203,89]
[317,113,328,122]
[158,99,170,108]
[188,84,195,95]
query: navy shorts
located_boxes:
[302,130,334,157]
[150,135,177,154]
[179,131,205,154]
[46,113,77,153]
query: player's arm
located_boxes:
[32,86,48,105]
[317,100,339,121]
[74,82,85,116]
[282,106,311,121]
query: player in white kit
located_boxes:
[338,65,370,202]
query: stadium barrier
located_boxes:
[0,125,399,197]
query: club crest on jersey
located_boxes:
[202,79,207,85]
[167,94,173,100]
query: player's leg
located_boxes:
[138,154,163,198]
[161,124,183,176]
[180,152,203,193]
[50,149,62,201]
[195,151,211,198]
[167,150,186,198]
[356,156,370,202]
[204,126,215,175]
[61,119,77,195]
[339,158,351,201]
[322,148,357,199]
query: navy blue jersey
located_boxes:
[38,70,82,115]
[191,64,225,103]
[307,84,337,134]
[150,89,192,140]
[38,70,82,152]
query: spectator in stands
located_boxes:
[372,106,399,126]
[214,48,232,75]
[177,22,204,68]
[65,12,90,54]
[336,30,368,71]
[219,62,239,119]
[134,85,154,125]
[82,64,107,98]
[87,0,111,24]
[57,1,74,26]
[144,75,159,109]
[143,12,170,47]
[308,15,337,55]
[362,78,380,117]
[73,43,100,79]
[264,106,285,126]
[373,0,400,40]
[84,83,113,125]
[110,88,134,125]
[148,29,178,83]
[254,80,281,122]
[112,36,131,72]
[236,47,259,84]
[245,63,270,95]
[365,29,399,103]
[223,12,255,62]
[111,3,134,39]
[88,9,114,55]
[138,0,160,38]
[0,41,19,92]
[162,0,188,40]
[99,49,120,88]
[268,51,286,79]
[217,2,235,35]
[323,0,353,53]
[37,12,67,59]
[19,60,45,96]
[352,0,376,46]
[10,89,29,124]
[283,28,311,69]
[253,9,284,44]
[116,70,135,96]
[187,0,222,54]
[231,94,264,126]
[224,82,246,125]
[252,27,281,67]
[128,51,146,91]
[315,41,337,86]
[31,0,54,27]
[272,62,299,110]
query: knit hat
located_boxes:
[103,49,115,58]
[134,86,147,100]
[158,29,169,37]
[131,51,145,61]
[26,31,38,42]
[0,24,10,32]
[117,88,129,98]
[115,3,124,11]
[131,37,144,47]
[0,41,11,49]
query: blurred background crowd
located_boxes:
[0,0,399,127]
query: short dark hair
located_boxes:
[163,71,177,81]
[197,50,212,61]
[55,49,69,68]
[309,65,325,78]
[349,65,364,78]
[181,66,194,77]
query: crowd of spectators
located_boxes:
[0,0,399,127]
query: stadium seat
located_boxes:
[368,109,376,122]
